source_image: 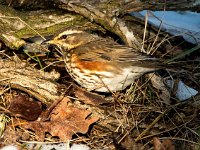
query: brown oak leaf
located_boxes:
[22,97,99,141]
[153,137,175,150]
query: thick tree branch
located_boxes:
[57,1,141,49]
[0,57,62,105]
[1,0,199,13]
[0,5,105,49]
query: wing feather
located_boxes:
[73,39,156,63]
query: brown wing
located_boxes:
[73,39,157,63]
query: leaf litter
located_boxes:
[21,97,99,141]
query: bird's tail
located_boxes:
[134,59,186,71]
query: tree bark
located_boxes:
[0,57,62,105]
[1,0,199,12]
[0,5,104,49]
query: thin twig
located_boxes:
[135,110,167,142]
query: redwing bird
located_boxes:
[46,29,165,92]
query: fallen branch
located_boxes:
[0,57,63,105]
[57,1,141,49]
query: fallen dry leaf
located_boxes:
[162,139,175,150]
[153,137,163,150]
[8,94,42,121]
[22,97,99,141]
[153,137,175,150]
[75,88,107,105]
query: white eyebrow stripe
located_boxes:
[60,30,83,36]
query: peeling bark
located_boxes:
[0,5,100,49]
[57,1,141,49]
[1,0,199,12]
[0,57,63,105]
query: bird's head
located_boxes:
[45,29,98,51]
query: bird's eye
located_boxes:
[59,35,68,40]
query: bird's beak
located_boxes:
[46,39,57,45]
[38,35,54,45]
[41,38,58,45]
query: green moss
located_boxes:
[15,15,87,38]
